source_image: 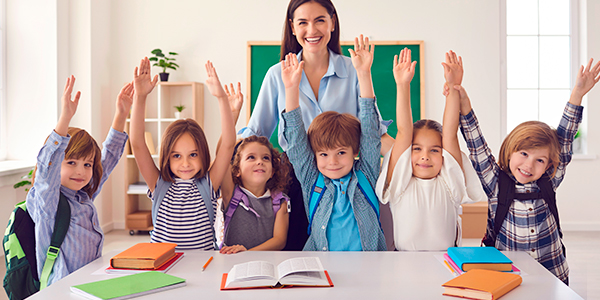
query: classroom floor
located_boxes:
[1,230,598,300]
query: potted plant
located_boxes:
[149,48,179,82]
[174,105,185,119]
[14,169,33,192]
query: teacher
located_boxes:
[238,0,392,250]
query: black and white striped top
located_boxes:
[150,177,217,250]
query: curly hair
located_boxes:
[230,135,290,193]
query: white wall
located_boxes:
[3,0,599,231]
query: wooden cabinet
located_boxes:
[124,81,204,235]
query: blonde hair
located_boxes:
[159,119,210,182]
[230,136,290,192]
[307,111,360,154]
[32,127,103,198]
[499,121,560,178]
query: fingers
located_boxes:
[64,75,76,95]
[224,83,231,95]
[236,82,242,94]
[393,54,398,67]
[73,91,81,105]
[151,74,158,87]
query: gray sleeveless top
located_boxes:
[223,187,275,249]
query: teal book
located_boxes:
[447,247,512,272]
[70,271,186,300]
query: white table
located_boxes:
[30,250,583,299]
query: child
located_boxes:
[375,49,484,251]
[219,135,290,254]
[129,58,236,250]
[281,35,386,251]
[457,58,600,284]
[27,76,132,285]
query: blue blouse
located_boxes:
[239,49,389,151]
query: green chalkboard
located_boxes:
[246,41,424,150]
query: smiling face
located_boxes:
[236,142,274,192]
[168,133,202,180]
[509,147,550,184]
[411,128,443,180]
[315,146,357,180]
[290,1,335,56]
[61,155,94,191]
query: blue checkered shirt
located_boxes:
[282,97,386,251]
[459,102,582,283]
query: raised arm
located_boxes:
[570,58,600,106]
[441,50,464,167]
[282,53,304,112]
[386,48,417,185]
[220,83,244,209]
[55,75,81,136]
[348,34,375,99]
[205,61,236,193]
[130,57,160,192]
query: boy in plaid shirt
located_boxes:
[451,58,599,284]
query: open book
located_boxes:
[220,257,333,290]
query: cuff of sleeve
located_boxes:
[281,106,303,129]
[237,126,256,137]
[107,127,128,144]
[460,110,477,126]
[48,130,70,150]
[565,102,584,123]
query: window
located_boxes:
[503,0,580,139]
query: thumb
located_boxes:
[348,48,356,58]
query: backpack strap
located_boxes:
[356,170,380,218]
[307,173,326,235]
[39,192,71,290]
[270,190,288,215]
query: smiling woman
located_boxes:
[238,0,391,251]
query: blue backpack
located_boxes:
[3,193,71,300]
[307,170,380,235]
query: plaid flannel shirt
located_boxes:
[459,102,582,283]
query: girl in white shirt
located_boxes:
[375,49,484,251]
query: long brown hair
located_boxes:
[32,127,103,198]
[281,0,341,60]
[231,136,290,192]
[159,119,210,182]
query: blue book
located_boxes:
[447,247,512,272]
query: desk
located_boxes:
[30,250,583,299]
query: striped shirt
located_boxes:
[26,128,127,286]
[150,176,218,250]
[459,102,582,283]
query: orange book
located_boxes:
[110,243,177,270]
[442,269,522,300]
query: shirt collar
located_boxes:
[297,48,348,79]
[239,185,271,199]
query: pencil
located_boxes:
[202,256,213,271]
[444,260,457,276]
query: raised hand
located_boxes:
[281,53,304,89]
[572,58,600,100]
[393,47,417,85]
[60,75,81,121]
[205,61,228,99]
[224,82,243,123]
[441,50,463,86]
[116,82,134,116]
[133,57,158,98]
[348,34,374,75]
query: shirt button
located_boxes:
[341,191,345,195]
[48,162,52,166]
[341,181,344,184]
[54,141,58,145]
[528,208,533,211]
[322,247,327,251]
[526,190,531,193]
[531,248,535,252]
[531,229,535,233]
[322,225,326,230]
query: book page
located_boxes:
[277,257,324,280]
[225,261,277,288]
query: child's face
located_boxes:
[290,1,334,56]
[169,133,203,180]
[61,155,94,191]
[236,142,274,191]
[315,146,357,180]
[411,128,443,179]
[509,147,550,184]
